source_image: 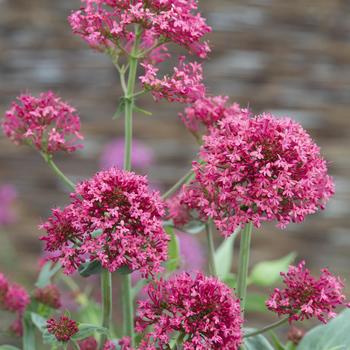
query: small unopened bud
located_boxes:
[288,326,305,345]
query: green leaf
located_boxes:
[165,225,180,272]
[245,293,268,313]
[297,309,350,350]
[78,260,103,277]
[113,98,126,119]
[0,346,21,350]
[30,312,58,345]
[223,273,236,289]
[133,105,152,116]
[270,331,287,350]
[35,261,61,288]
[71,323,109,341]
[249,252,296,287]
[23,312,36,350]
[244,329,274,350]
[214,227,240,278]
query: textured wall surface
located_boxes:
[0,0,350,329]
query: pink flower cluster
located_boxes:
[136,272,243,350]
[179,96,248,134]
[78,337,98,350]
[140,57,205,103]
[2,91,83,155]
[34,284,61,309]
[178,113,334,236]
[0,184,17,226]
[266,261,349,323]
[0,272,30,336]
[69,0,211,58]
[41,167,169,276]
[47,315,79,342]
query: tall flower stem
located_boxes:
[243,316,289,338]
[120,24,142,347]
[205,221,217,276]
[40,152,75,191]
[100,269,112,347]
[161,169,194,200]
[236,222,253,318]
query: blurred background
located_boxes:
[0,0,350,344]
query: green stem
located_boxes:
[205,221,217,276]
[161,169,194,200]
[243,316,289,338]
[120,24,142,347]
[40,152,75,191]
[236,222,253,318]
[100,269,112,348]
[121,274,134,346]
[71,341,80,350]
[123,25,142,171]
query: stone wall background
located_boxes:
[0,0,350,334]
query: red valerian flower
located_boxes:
[34,284,62,309]
[103,340,116,350]
[266,261,349,323]
[136,272,243,350]
[69,0,211,58]
[41,168,169,276]
[2,91,83,155]
[180,113,334,236]
[179,96,249,134]
[79,336,98,350]
[47,315,79,342]
[140,57,205,103]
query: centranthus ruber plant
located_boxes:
[1,0,349,350]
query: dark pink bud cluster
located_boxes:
[40,167,169,276]
[47,315,79,342]
[79,336,98,350]
[103,340,117,350]
[34,284,61,309]
[68,0,211,58]
[266,261,349,323]
[136,272,243,350]
[2,91,83,155]
[179,96,248,134]
[179,113,334,236]
[0,272,30,336]
[140,57,205,103]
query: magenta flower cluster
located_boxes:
[179,95,248,134]
[266,261,349,323]
[178,113,334,236]
[47,315,79,342]
[2,91,83,155]
[69,0,211,58]
[136,272,243,350]
[34,284,62,309]
[0,272,30,336]
[41,167,169,276]
[140,57,205,103]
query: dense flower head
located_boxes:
[2,283,30,313]
[179,113,334,236]
[69,0,211,58]
[41,167,169,276]
[0,184,17,226]
[2,91,83,155]
[79,336,98,350]
[10,317,23,336]
[179,96,247,134]
[136,272,243,349]
[266,261,349,323]
[103,340,116,350]
[47,315,79,342]
[34,284,61,309]
[140,57,205,103]
[100,138,155,171]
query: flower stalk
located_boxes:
[205,220,217,276]
[100,269,112,348]
[243,316,289,338]
[236,222,253,317]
